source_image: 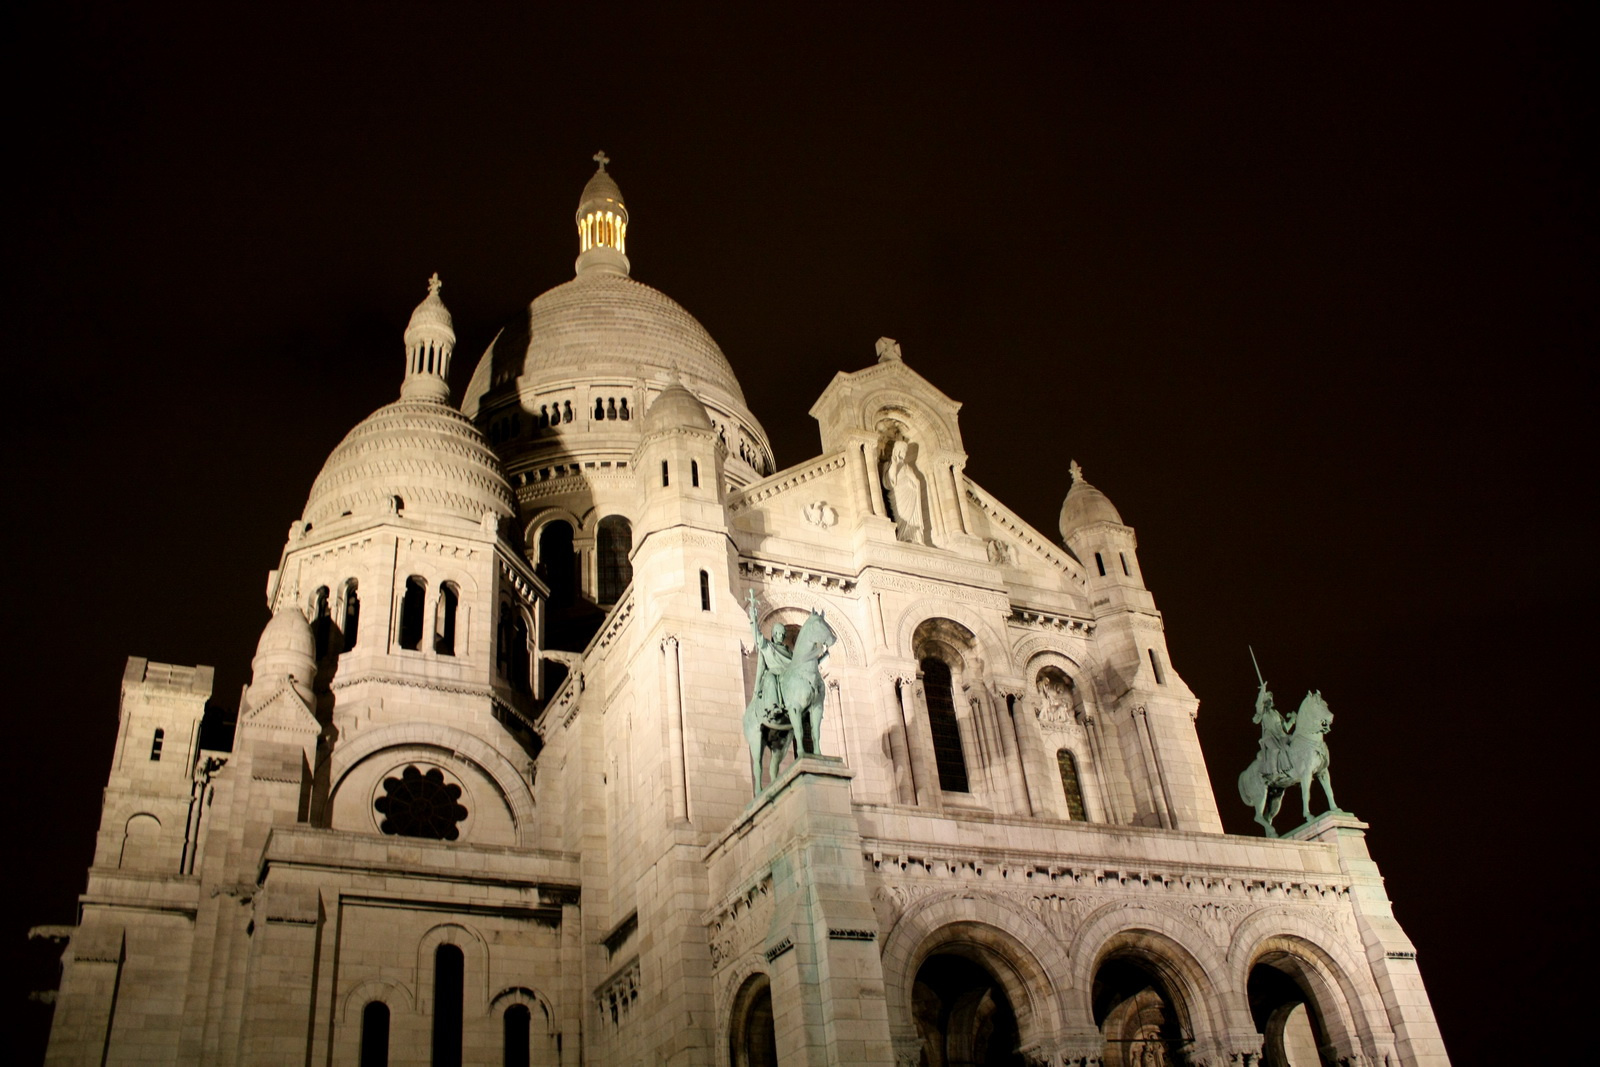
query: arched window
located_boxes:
[728,974,777,1067]
[691,459,700,487]
[1057,749,1087,820]
[661,460,670,487]
[596,516,634,605]
[699,570,711,611]
[359,1001,390,1067]
[496,602,511,678]
[434,582,459,656]
[312,586,331,660]
[1095,552,1106,576]
[511,614,531,694]
[342,579,361,652]
[921,658,969,792]
[399,577,426,651]
[503,1004,531,1067]
[432,945,464,1067]
[594,398,605,420]
[1120,551,1131,576]
[150,727,164,761]
[537,522,576,610]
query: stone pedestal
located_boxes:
[1290,812,1451,1066]
[705,757,896,1066]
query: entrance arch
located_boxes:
[881,892,1067,1062]
[913,952,1025,1067]
[728,972,778,1067]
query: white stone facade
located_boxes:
[46,161,1448,1066]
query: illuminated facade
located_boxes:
[46,159,1449,1066]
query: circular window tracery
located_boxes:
[373,764,468,840]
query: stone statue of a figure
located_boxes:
[880,439,928,545]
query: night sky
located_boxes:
[6,3,1591,1062]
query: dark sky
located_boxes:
[6,2,1591,1062]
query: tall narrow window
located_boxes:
[150,727,164,761]
[699,570,711,611]
[1120,551,1131,576]
[1056,749,1087,820]
[596,516,634,605]
[342,579,361,652]
[434,582,459,656]
[511,615,531,695]
[496,603,511,677]
[1095,552,1106,577]
[691,459,700,487]
[661,460,670,487]
[536,522,576,610]
[503,1004,531,1067]
[432,945,464,1067]
[1148,648,1166,685]
[920,658,969,792]
[399,577,426,650]
[360,1001,390,1067]
[312,586,331,660]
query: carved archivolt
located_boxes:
[752,590,865,667]
[877,889,1068,1050]
[1067,901,1232,1042]
[887,598,1009,665]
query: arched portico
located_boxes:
[1070,903,1232,1061]
[1228,909,1400,1065]
[880,891,1069,1062]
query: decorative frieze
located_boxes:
[867,570,1009,610]
[594,958,640,1031]
[739,559,857,593]
[728,453,848,512]
[1009,606,1094,634]
[708,874,775,970]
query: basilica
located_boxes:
[45,159,1448,1066]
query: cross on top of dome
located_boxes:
[593,150,610,168]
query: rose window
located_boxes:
[374,765,468,840]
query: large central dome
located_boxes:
[463,270,745,409]
[462,156,772,483]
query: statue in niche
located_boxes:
[1237,651,1344,835]
[1035,672,1074,728]
[880,438,929,545]
[741,592,837,794]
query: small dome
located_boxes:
[643,377,713,434]
[577,158,626,221]
[249,604,316,703]
[1058,460,1124,541]
[304,399,515,527]
[404,273,454,346]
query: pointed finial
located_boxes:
[1069,459,1084,484]
[427,272,442,296]
[593,150,610,169]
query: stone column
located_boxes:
[901,677,943,812]
[661,636,690,824]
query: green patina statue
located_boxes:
[742,591,837,794]
[1238,649,1344,836]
